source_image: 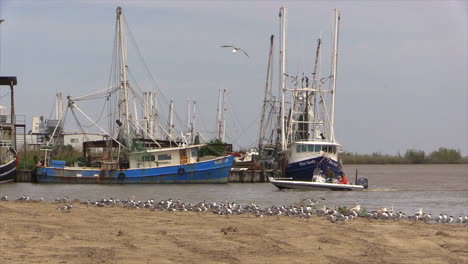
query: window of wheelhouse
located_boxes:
[314,145,321,152]
[190,148,198,157]
[158,154,172,160]
[308,145,314,152]
[296,145,301,152]
[301,145,307,152]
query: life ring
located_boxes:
[178,167,185,175]
[118,173,125,180]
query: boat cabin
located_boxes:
[288,141,341,163]
[128,144,203,169]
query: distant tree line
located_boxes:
[341,147,467,164]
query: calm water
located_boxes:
[1,165,467,217]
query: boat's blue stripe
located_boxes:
[36,155,234,184]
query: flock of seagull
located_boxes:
[2,195,467,226]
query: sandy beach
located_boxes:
[0,201,467,264]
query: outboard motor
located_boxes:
[356,178,369,189]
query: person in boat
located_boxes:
[324,168,334,183]
[338,173,349,184]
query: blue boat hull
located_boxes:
[286,156,342,181]
[36,155,234,184]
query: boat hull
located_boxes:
[0,159,17,184]
[286,156,342,181]
[36,155,234,184]
[269,177,364,191]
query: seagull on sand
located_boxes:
[349,204,361,213]
[220,45,249,57]
[57,204,73,213]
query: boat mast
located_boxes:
[329,8,340,143]
[191,99,196,144]
[216,89,222,141]
[216,88,226,142]
[55,92,63,120]
[279,6,287,150]
[186,98,196,144]
[222,89,227,142]
[311,39,321,137]
[258,35,274,155]
[167,99,174,140]
[186,98,191,132]
[116,7,131,143]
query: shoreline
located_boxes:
[0,201,467,264]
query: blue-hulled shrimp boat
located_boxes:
[271,8,367,190]
[36,7,234,184]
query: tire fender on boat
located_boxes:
[118,172,125,180]
[178,167,185,175]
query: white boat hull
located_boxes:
[269,177,365,191]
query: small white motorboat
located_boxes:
[269,176,368,191]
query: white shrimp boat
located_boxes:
[270,8,368,190]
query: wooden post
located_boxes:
[10,82,16,150]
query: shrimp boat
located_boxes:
[271,7,367,191]
[36,7,234,184]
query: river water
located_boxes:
[1,164,467,217]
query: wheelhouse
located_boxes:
[129,144,203,169]
[288,141,341,163]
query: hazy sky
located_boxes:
[0,0,466,155]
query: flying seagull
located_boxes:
[220,45,249,58]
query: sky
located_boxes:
[0,0,466,156]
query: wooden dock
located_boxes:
[228,169,278,183]
[15,170,35,182]
[15,169,277,183]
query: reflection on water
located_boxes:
[1,165,467,217]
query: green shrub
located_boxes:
[198,139,228,157]
[404,149,426,164]
[428,147,462,164]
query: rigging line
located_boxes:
[72,85,120,101]
[126,70,169,129]
[53,106,69,146]
[126,75,152,111]
[260,102,276,143]
[123,17,186,129]
[128,117,162,148]
[127,68,146,95]
[70,107,88,138]
[127,84,145,106]
[225,93,244,137]
[72,101,126,149]
[229,115,260,146]
[154,117,181,147]
[107,20,119,91]
[77,98,108,128]
[123,17,165,101]
[193,102,211,141]
[45,106,69,147]
[46,101,54,121]
[73,94,111,102]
